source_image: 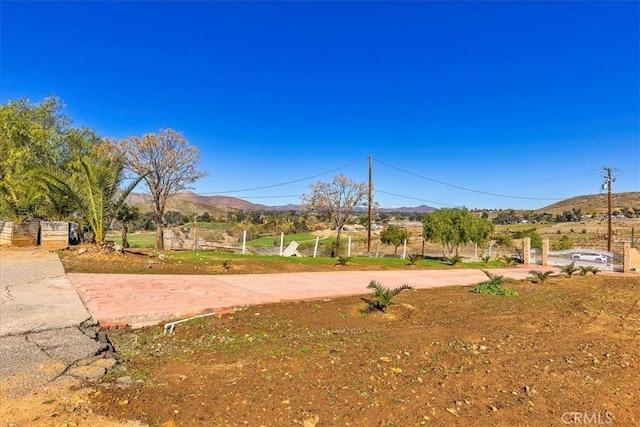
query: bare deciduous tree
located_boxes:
[117,129,206,250]
[302,174,367,256]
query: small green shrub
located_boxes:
[562,262,579,278]
[481,255,492,266]
[471,270,519,296]
[579,266,600,276]
[500,255,518,266]
[529,270,554,283]
[406,254,421,266]
[553,235,573,251]
[494,234,513,247]
[335,256,350,266]
[363,280,413,313]
[447,254,463,266]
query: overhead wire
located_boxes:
[374,189,457,207]
[195,157,368,195]
[188,156,619,207]
[373,157,566,201]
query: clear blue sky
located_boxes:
[2,1,639,210]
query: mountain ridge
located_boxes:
[126,191,639,215]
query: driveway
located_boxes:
[0,249,112,398]
[67,265,557,329]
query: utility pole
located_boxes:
[603,167,614,252]
[367,155,373,253]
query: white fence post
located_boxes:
[402,238,407,259]
[313,236,319,258]
[280,232,284,256]
[347,236,352,257]
[242,230,247,254]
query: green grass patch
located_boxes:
[106,231,156,248]
[184,222,227,231]
[165,251,449,270]
[245,233,321,247]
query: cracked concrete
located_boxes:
[0,248,116,398]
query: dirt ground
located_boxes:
[5,273,637,426]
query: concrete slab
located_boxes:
[0,249,105,398]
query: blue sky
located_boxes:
[2,1,638,210]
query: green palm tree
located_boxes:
[41,153,142,244]
[364,280,413,313]
[0,174,52,223]
[529,270,554,283]
[562,262,579,278]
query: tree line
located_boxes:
[0,97,204,250]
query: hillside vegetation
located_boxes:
[536,192,639,215]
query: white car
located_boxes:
[571,253,607,263]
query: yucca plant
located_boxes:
[481,255,492,267]
[447,254,463,266]
[500,255,518,266]
[406,254,421,266]
[335,256,350,266]
[562,262,579,278]
[364,280,413,313]
[579,266,600,276]
[529,270,554,283]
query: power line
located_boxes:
[374,189,457,207]
[373,158,565,201]
[232,195,302,200]
[479,169,602,192]
[197,157,368,195]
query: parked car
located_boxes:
[571,253,607,263]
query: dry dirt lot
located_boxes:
[4,268,637,427]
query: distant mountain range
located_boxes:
[126,191,436,214]
[126,191,639,215]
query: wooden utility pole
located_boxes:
[604,167,613,252]
[367,155,373,253]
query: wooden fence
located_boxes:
[12,220,41,247]
[41,221,71,249]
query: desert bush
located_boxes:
[471,270,519,296]
[494,233,513,247]
[512,228,543,249]
[553,235,573,251]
